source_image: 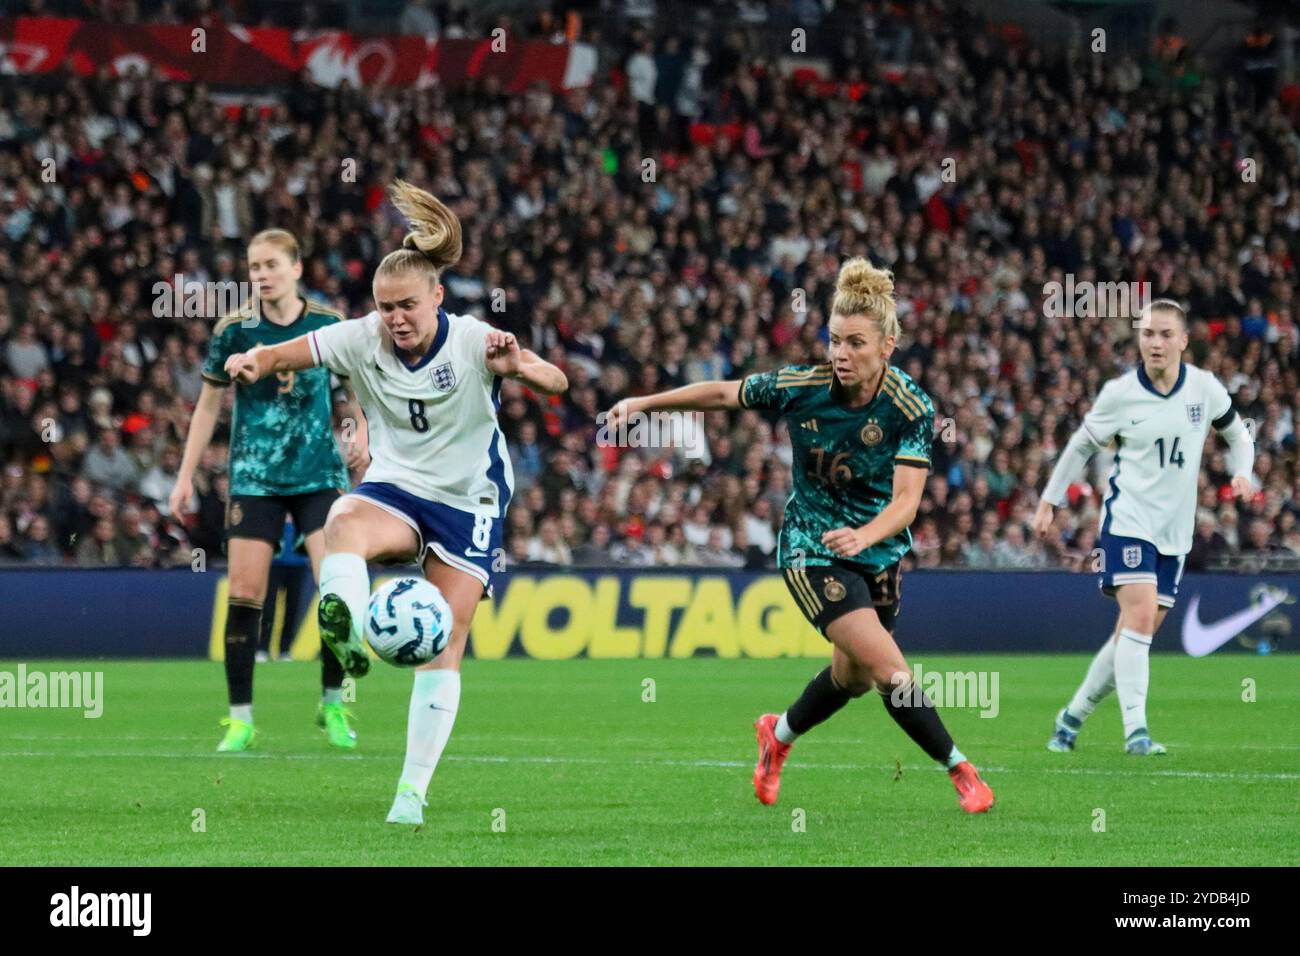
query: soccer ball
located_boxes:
[365,577,453,667]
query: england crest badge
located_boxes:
[1186,402,1204,426]
[431,363,457,392]
[1122,545,1142,569]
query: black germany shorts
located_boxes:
[782,560,902,637]
[225,489,341,547]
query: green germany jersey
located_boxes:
[739,363,934,573]
[201,297,350,497]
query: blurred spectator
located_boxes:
[0,513,24,564]
[85,389,116,435]
[642,522,689,565]
[51,475,95,551]
[627,35,657,144]
[572,524,613,566]
[993,525,1044,569]
[667,523,697,564]
[75,516,123,567]
[1242,518,1280,557]
[611,531,653,566]
[139,444,183,512]
[5,322,49,379]
[1187,512,1229,572]
[19,513,61,565]
[508,420,545,490]
[527,514,573,565]
[115,502,155,568]
[80,429,139,492]
[399,0,440,38]
[695,526,744,568]
[963,528,998,569]
[743,498,777,556]
[732,523,770,571]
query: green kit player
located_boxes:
[169,229,368,752]
[605,257,994,814]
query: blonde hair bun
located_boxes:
[835,257,894,300]
[831,257,899,341]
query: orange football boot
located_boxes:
[753,713,792,806]
[948,760,994,813]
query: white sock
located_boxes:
[322,688,342,706]
[774,712,798,744]
[230,704,252,723]
[319,552,370,642]
[398,670,461,800]
[1115,628,1153,737]
[1066,636,1118,721]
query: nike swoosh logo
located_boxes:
[465,550,488,558]
[429,704,454,713]
[1130,419,1145,425]
[1181,590,1289,657]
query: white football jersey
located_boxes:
[1079,363,1232,556]
[307,309,513,518]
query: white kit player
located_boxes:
[1032,300,1255,755]
[223,181,568,822]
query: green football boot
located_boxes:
[216,717,256,753]
[318,594,371,677]
[316,701,358,750]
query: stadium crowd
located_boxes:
[1,0,1297,574]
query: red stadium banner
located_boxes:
[0,17,591,91]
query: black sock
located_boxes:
[321,639,344,695]
[786,666,853,736]
[879,678,955,763]
[224,599,262,707]
[257,594,275,656]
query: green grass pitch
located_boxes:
[0,655,1296,866]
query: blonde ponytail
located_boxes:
[375,179,463,285]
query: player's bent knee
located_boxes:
[830,654,871,697]
[873,664,913,694]
[842,677,873,697]
[323,511,367,552]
